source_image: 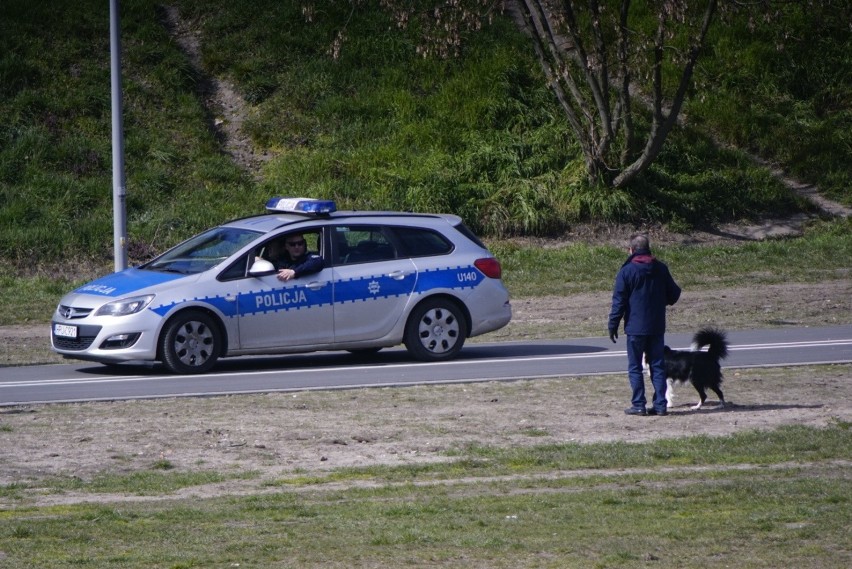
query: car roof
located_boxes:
[223,210,464,234]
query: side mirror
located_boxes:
[249,258,276,277]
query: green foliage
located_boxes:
[0,0,251,264]
[220,0,576,236]
[689,1,852,205]
[636,128,811,228]
[0,0,847,266]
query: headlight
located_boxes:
[95,295,155,317]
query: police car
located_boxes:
[51,198,512,373]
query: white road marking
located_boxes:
[3,338,850,390]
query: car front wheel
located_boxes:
[404,298,466,361]
[159,310,221,374]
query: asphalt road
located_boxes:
[1,325,850,406]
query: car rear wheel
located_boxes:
[159,310,221,374]
[404,298,466,361]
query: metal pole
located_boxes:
[110,0,128,271]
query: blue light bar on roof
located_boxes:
[265,197,337,214]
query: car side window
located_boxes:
[333,226,397,265]
[218,231,325,282]
[255,231,323,262]
[391,226,453,257]
[218,253,251,281]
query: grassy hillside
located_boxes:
[689,0,851,205]
[0,0,849,267]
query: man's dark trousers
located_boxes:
[626,334,667,412]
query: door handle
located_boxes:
[306,281,327,290]
[387,270,410,280]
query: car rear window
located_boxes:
[451,222,487,250]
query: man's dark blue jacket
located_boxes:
[608,249,681,336]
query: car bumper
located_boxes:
[51,311,162,364]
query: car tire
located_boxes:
[404,298,466,361]
[159,310,221,374]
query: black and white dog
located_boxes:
[649,328,730,410]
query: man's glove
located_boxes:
[608,328,618,343]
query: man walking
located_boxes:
[608,234,681,416]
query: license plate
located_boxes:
[54,323,78,338]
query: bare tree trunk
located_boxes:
[512,0,598,176]
[612,0,717,188]
[511,0,718,188]
[615,0,636,164]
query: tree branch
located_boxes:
[612,0,717,188]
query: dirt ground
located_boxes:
[1,362,849,508]
[1,279,850,507]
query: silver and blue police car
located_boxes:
[51,198,512,373]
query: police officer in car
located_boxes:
[264,234,323,281]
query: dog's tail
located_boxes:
[693,327,729,360]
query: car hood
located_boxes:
[65,268,196,304]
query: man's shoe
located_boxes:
[624,407,647,416]
[648,408,668,416]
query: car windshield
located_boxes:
[144,227,262,275]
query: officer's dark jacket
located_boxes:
[276,252,324,278]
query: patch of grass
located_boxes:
[4,469,255,498]
[0,268,83,325]
[519,427,550,437]
[492,217,851,298]
[76,470,224,495]
[660,218,852,289]
[266,422,850,486]
[1,424,848,568]
[151,459,174,470]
